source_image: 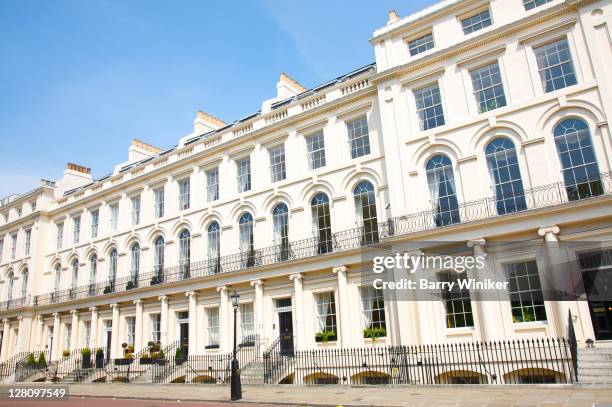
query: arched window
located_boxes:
[154,236,165,283]
[20,269,28,302]
[239,213,255,267]
[207,222,221,274]
[71,259,79,291]
[53,265,61,302]
[553,118,602,201]
[354,181,379,245]
[89,255,97,295]
[130,243,140,287]
[107,249,117,292]
[485,138,527,215]
[179,229,191,279]
[311,193,333,254]
[426,155,460,227]
[273,203,290,261]
[6,271,14,302]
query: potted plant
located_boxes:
[62,349,71,357]
[103,285,112,294]
[37,352,47,368]
[315,331,337,343]
[95,348,104,368]
[174,347,185,365]
[26,353,36,367]
[363,327,386,343]
[81,348,92,368]
[116,353,134,365]
[126,280,135,290]
[154,349,166,365]
[150,276,159,285]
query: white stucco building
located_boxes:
[0,0,611,385]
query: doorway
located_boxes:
[104,321,112,360]
[275,298,293,355]
[583,268,612,340]
[177,311,189,357]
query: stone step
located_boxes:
[579,376,612,384]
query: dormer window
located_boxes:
[461,9,492,35]
[408,32,434,56]
[523,0,553,10]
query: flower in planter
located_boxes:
[315,331,337,343]
[363,327,386,343]
[62,349,71,357]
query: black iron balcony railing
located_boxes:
[5,172,612,310]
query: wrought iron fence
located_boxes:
[5,171,609,310]
[263,338,576,385]
[151,338,260,384]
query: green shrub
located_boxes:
[26,353,36,366]
[363,327,386,342]
[315,331,337,343]
[175,347,184,359]
[81,348,91,357]
[37,352,47,367]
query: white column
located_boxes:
[110,304,120,357]
[89,307,98,348]
[186,291,197,355]
[289,274,304,350]
[467,239,488,341]
[333,266,350,347]
[134,299,143,352]
[0,319,10,361]
[16,316,31,353]
[538,225,562,337]
[217,286,229,353]
[52,313,61,360]
[159,295,169,347]
[251,280,264,350]
[538,225,560,243]
[70,311,79,352]
[33,315,43,352]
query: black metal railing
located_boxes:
[263,338,576,385]
[150,338,261,384]
[4,171,610,311]
[14,350,50,382]
[0,352,30,381]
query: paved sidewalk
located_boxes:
[2,383,612,407]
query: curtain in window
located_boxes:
[179,230,191,279]
[130,243,140,285]
[426,155,460,227]
[207,222,221,274]
[273,203,289,261]
[353,181,379,245]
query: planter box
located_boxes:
[114,358,133,366]
[95,356,104,368]
[154,359,167,366]
[139,357,154,365]
[239,341,255,348]
[315,333,337,343]
[82,357,92,369]
[175,358,186,366]
[205,344,219,350]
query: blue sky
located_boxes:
[0,0,433,198]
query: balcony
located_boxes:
[3,172,611,311]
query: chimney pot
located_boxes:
[66,162,91,175]
[388,10,400,24]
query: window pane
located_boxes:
[462,9,492,34]
[505,260,547,322]
[408,33,434,56]
[535,38,577,93]
[415,83,445,131]
[470,62,506,113]
[346,116,371,159]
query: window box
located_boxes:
[363,327,386,340]
[205,344,219,350]
[139,357,154,365]
[114,358,133,366]
[239,341,255,348]
[315,332,337,343]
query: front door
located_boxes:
[179,322,189,357]
[584,269,612,340]
[105,330,112,360]
[278,311,294,355]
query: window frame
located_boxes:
[206,167,220,202]
[305,130,326,170]
[407,32,435,57]
[178,178,191,211]
[268,144,287,183]
[236,157,252,193]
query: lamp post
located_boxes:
[230,289,242,401]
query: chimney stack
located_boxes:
[194,111,226,135]
[128,139,160,163]
[387,10,400,25]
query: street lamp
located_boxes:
[230,289,242,401]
